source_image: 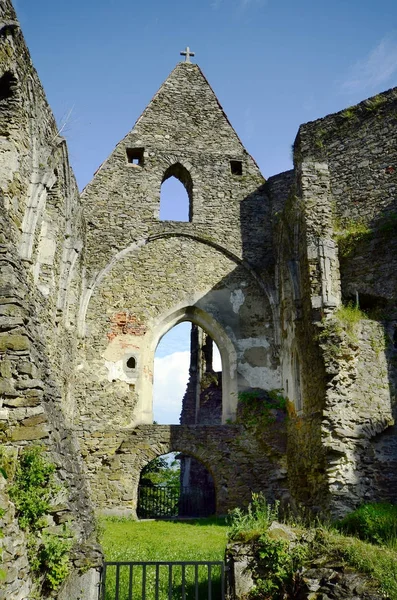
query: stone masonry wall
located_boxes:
[0,2,99,598]
[76,61,280,440]
[283,89,397,515]
[77,423,288,517]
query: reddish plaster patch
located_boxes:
[108,311,147,341]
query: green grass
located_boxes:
[100,517,227,562]
[227,496,397,600]
[322,529,397,600]
[100,517,228,600]
[336,502,397,547]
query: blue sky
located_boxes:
[16,0,397,191]
[15,0,397,421]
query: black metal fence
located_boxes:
[137,486,216,519]
[100,561,226,600]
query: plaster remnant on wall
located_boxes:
[230,288,245,313]
[239,363,281,389]
[238,336,270,351]
[104,359,136,384]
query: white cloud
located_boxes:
[153,351,190,424]
[153,347,222,424]
[342,35,397,94]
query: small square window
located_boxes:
[127,147,144,166]
[230,160,243,176]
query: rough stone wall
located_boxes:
[76,62,280,435]
[275,89,397,515]
[77,422,288,517]
[0,2,99,598]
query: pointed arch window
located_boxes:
[160,163,193,222]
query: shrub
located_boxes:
[336,503,397,546]
[9,445,57,530]
[8,445,74,592]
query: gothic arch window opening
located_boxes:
[153,321,222,425]
[160,163,193,222]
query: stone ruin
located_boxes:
[0,0,397,596]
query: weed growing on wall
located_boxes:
[228,499,397,599]
[228,493,280,542]
[237,389,287,432]
[8,445,74,593]
[334,218,371,258]
[318,303,367,351]
[228,493,308,598]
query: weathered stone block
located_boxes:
[10,424,48,441]
[0,333,30,351]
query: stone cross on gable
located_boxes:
[180,46,195,63]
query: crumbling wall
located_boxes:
[0,2,99,597]
[77,422,288,517]
[76,61,280,444]
[278,89,397,515]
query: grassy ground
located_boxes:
[99,517,228,600]
[100,516,228,562]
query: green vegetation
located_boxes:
[228,493,280,542]
[334,303,367,337]
[100,516,228,600]
[340,105,358,120]
[334,218,371,258]
[9,445,56,530]
[100,516,227,562]
[364,94,386,111]
[227,495,397,600]
[318,303,367,350]
[237,389,287,431]
[334,211,397,259]
[140,455,180,488]
[336,502,397,547]
[8,446,74,593]
[314,128,327,149]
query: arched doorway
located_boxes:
[137,452,216,519]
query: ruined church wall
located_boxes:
[77,62,280,439]
[284,89,397,515]
[0,3,99,597]
[76,235,276,429]
[268,172,329,511]
[0,0,85,419]
[77,423,288,517]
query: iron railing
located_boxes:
[137,486,215,519]
[101,560,226,600]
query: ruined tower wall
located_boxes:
[275,90,397,515]
[0,3,99,597]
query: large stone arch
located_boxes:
[134,304,238,424]
[78,231,277,338]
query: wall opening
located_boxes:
[160,163,193,221]
[137,452,215,518]
[230,160,243,176]
[0,71,17,102]
[153,322,222,425]
[126,147,144,166]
